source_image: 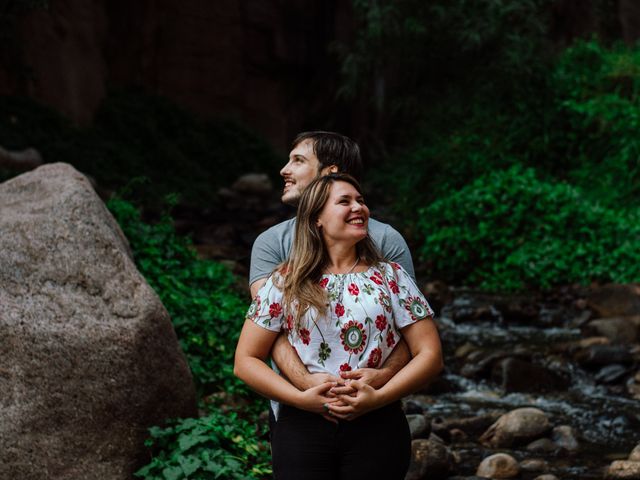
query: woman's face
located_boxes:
[316,181,369,246]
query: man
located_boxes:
[250,131,413,397]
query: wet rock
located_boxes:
[0,163,197,479]
[449,428,468,442]
[533,475,559,480]
[431,413,502,440]
[231,173,273,195]
[587,284,640,318]
[491,357,569,393]
[630,444,640,461]
[570,336,611,350]
[405,436,454,480]
[596,364,630,384]
[605,460,640,479]
[460,351,510,378]
[570,309,592,327]
[628,372,640,399]
[403,399,425,415]
[480,408,552,448]
[520,458,549,472]
[574,344,633,367]
[446,477,487,480]
[551,425,580,452]
[407,414,431,439]
[476,453,519,478]
[585,317,639,344]
[526,438,558,453]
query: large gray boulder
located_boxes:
[0,163,197,479]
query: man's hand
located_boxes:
[337,367,389,390]
[327,380,382,420]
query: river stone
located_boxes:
[432,412,502,440]
[231,172,272,195]
[520,458,549,472]
[596,364,629,384]
[0,163,197,479]
[476,453,519,479]
[585,317,639,344]
[628,371,640,399]
[587,284,640,318]
[526,438,558,453]
[551,425,580,452]
[629,444,640,461]
[574,344,633,367]
[405,436,454,480]
[479,408,552,448]
[606,460,640,479]
[406,414,431,439]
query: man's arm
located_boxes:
[339,339,411,388]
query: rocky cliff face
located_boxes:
[1,0,351,148]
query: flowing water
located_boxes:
[411,291,640,478]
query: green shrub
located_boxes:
[552,39,640,206]
[417,165,640,291]
[107,195,248,394]
[135,409,271,480]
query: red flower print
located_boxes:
[405,296,430,321]
[386,330,396,348]
[269,302,283,318]
[367,347,382,368]
[340,320,367,354]
[378,291,392,312]
[389,279,400,294]
[375,314,387,331]
[299,328,311,345]
[319,277,329,289]
[339,363,352,372]
[285,314,294,331]
[335,303,345,317]
[348,283,359,296]
[370,271,384,285]
[391,262,401,270]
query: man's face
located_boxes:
[280,139,322,205]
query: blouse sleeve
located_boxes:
[245,272,285,332]
[384,262,434,329]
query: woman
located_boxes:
[234,173,443,479]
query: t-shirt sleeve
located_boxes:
[379,225,416,281]
[385,263,434,330]
[249,228,284,286]
[245,273,285,332]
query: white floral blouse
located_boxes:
[247,261,434,377]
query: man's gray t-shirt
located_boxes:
[249,217,415,284]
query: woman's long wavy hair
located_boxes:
[279,173,383,327]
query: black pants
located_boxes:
[270,402,411,480]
